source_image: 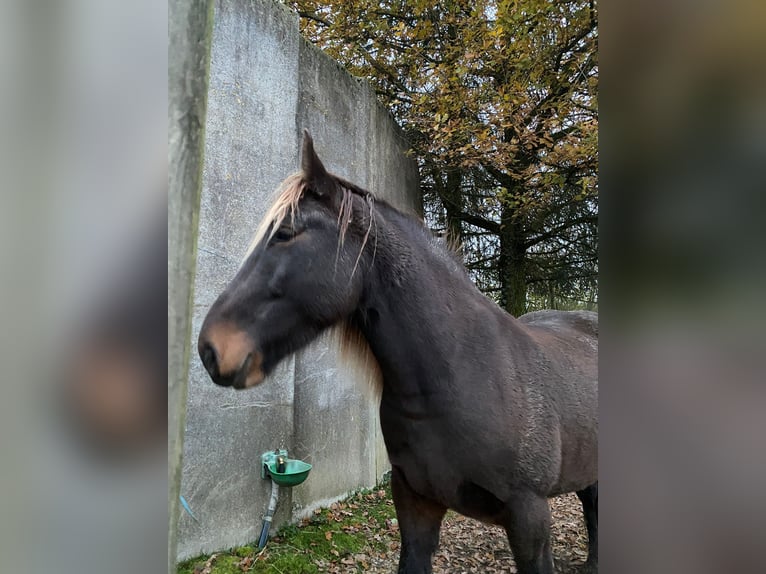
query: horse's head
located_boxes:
[197,131,374,389]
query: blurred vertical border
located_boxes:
[168,0,215,571]
[601,0,766,572]
[0,0,170,573]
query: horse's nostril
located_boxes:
[200,341,219,378]
[198,323,255,388]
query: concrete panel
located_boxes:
[178,0,300,560]
[296,36,373,186]
[368,99,423,216]
[178,0,419,560]
[290,331,381,516]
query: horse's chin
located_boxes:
[236,335,317,389]
[231,351,265,390]
[237,370,265,390]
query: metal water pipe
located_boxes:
[257,478,280,549]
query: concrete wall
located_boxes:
[178,0,420,560]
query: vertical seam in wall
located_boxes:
[294,34,309,163]
[289,4,301,523]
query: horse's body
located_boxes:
[198,132,598,574]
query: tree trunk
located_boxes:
[498,208,527,317]
[443,168,463,252]
[548,282,556,310]
[431,165,464,253]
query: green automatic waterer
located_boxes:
[260,449,312,487]
[258,449,312,549]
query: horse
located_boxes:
[197,131,598,574]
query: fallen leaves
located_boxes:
[183,488,588,573]
[360,492,588,573]
[192,552,220,574]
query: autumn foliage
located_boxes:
[291,0,598,314]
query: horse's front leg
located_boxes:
[391,465,446,574]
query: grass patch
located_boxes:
[177,479,399,574]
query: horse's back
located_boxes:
[519,309,598,339]
[518,310,597,370]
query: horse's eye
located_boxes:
[273,227,295,243]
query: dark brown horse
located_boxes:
[198,132,598,574]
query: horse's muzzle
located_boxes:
[197,322,264,389]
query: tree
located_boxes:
[290,0,598,315]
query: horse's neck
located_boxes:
[355,212,503,396]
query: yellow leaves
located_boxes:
[413,19,433,40]
[539,133,555,147]
[296,0,597,192]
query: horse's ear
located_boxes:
[301,130,335,197]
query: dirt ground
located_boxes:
[181,489,590,574]
[362,493,589,573]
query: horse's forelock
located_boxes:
[242,173,306,265]
[241,172,376,270]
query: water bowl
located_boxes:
[260,450,312,487]
[266,459,312,487]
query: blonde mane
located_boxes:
[241,172,377,274]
